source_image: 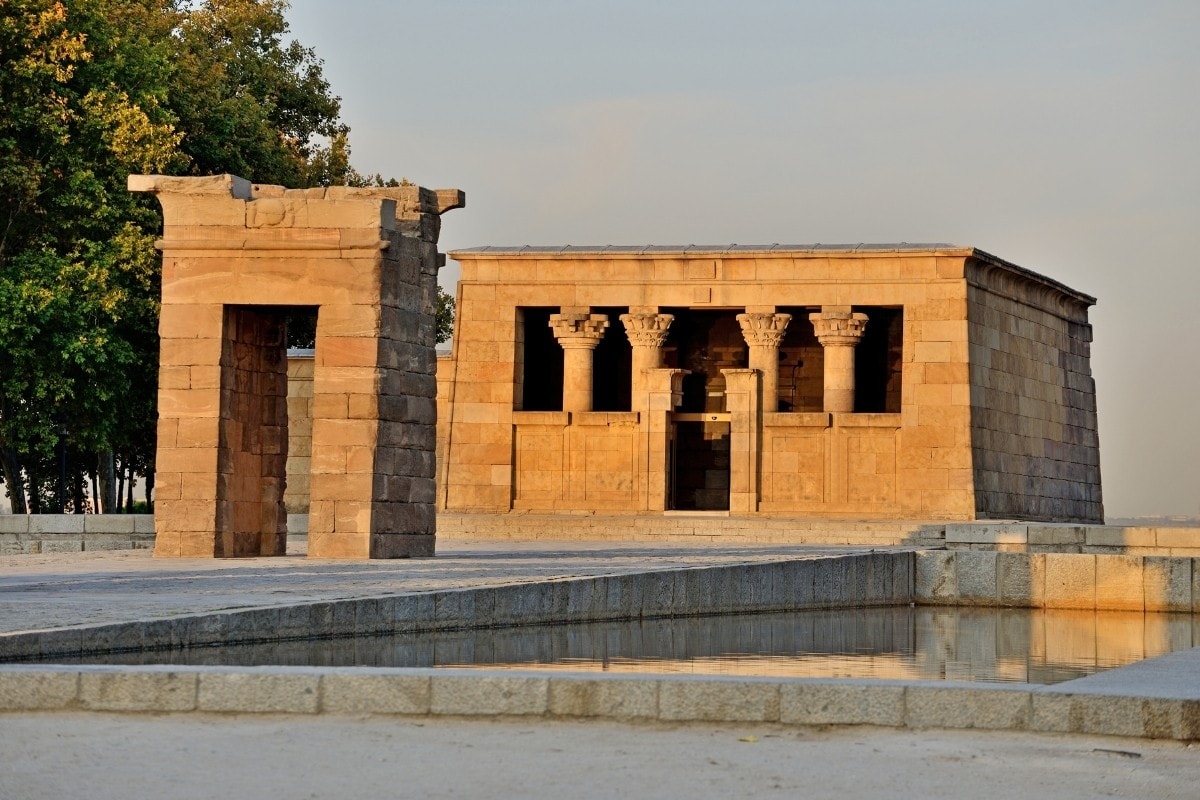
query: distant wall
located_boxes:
[0,515,155,554]
[284,352,314,515]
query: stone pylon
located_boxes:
[132,174,463,558]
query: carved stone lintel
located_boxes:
[620,313,674,348]
[549,313,609,348]
[736,312,792,348]
[809,311,869,347]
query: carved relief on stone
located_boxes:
[549,313,609,348]
[809,311,869,347]
[736,312,792,348]
[620,313,674,348]
[247,198,294,228]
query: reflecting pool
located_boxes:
[61,606,1200,684]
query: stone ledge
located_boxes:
[915,550,1199,611]
[1,666,1196,741]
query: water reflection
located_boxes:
[69,607,1199,684]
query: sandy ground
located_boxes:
[0,714,1194,800]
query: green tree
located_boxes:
[435,286,455,345]
[169,0,343,185]
[0,0,353,512]
[0,0,179,511]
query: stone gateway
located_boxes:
[132,174,462,558]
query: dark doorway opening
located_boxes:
[777,306,823,412]
[218,305,292,557]
[671,420,731,511]
[592,306,631,411]
[516,307,564,411]
[853,307,904,413]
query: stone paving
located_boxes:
[0,540,877,634]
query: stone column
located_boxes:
[549,312,609,413]
[620,312,674,405]
[736,312,791,412]
[643,368,687,511]
[809,307,869,413]
[723,368,761,514]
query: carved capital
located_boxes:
[736,312,792,348]
[620,313,674,348]
[809,311,869,347]
[549,313,609,349]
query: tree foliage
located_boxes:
[0,0,359,512]
[435,287,455,345]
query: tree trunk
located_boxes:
[90,467,100,513]
[98,451,116,513]
[126,466,135,512]
[0,448,28,514]
[116,460,125,513]
[144,470,154,512]
[27,465,41,514]
[72,466,85,513]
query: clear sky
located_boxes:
[287,0,1198,519]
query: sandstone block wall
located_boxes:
[964,258,1102,522]
[284,354,314,515]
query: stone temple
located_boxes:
[431,245,1102,524]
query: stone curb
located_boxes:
[1,665,1196,741]
[0,552,915,662]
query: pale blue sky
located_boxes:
[288,0,1198,518]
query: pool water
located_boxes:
[67,606,1199,684]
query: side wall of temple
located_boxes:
[964,260,1103,522]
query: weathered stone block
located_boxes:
[548,676,659,719]
[197,670,320,713]
[955,551,998,605]
[779,682,904,726]
[1042,554,1095,609]
[915,551,957,603]
[80,669,197,712]
[905,685,1030,730]
[1144,557,1192,612]
[0,669,79,710]
[657,678,780,722]
[321,671,431,714]
[1094,555,1144,611]
[430,674,548,716]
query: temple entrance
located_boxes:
[662,310,745,511]
[216,306,292,557]
[669,416,731,511]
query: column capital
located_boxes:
[620,312,674,348]
[736,312,791,348]
[809,310,869,346]
[549,313,609,349]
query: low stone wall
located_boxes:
[0,515,155,554]
[947,522,1200,556]
[0,552,913,662]
[8,513,1197,558]
[918,550,1199,612]
[1,665,1197,741]
[436,512,947,547]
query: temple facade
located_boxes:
[433,245,1103,523]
